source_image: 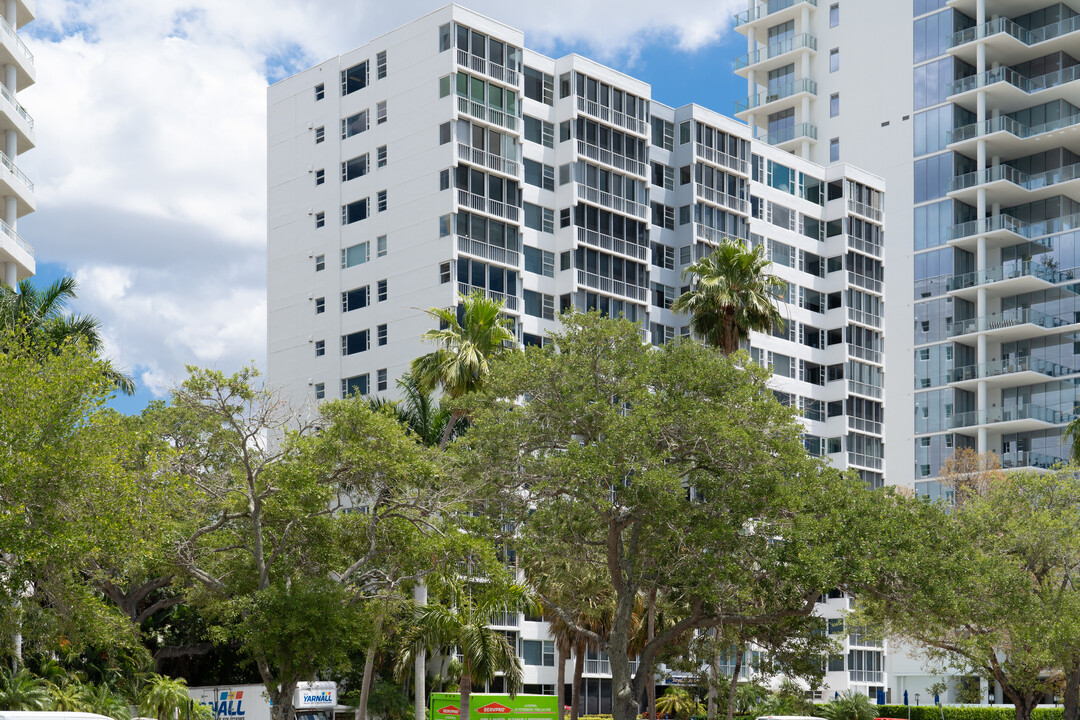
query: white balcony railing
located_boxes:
[575,227,649,261]
[456,48,520,86]
[457,96,517,131]
[574,183,648,220]
[457,189,520,222]
[575,96,648,135]
[1,217,32,257]
[457,235,520,267]
[695,184,749,214]
[575,269,649,302]
[695,143,750,175]
[457,143,520,177]
[576,140,648,177]
[458,282,519,311]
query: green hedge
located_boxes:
[823,705,1063,720]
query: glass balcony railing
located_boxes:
[946,212,1080,243]
[948,355,1075,383]
[947,14,1080,49]
[947,64,1080,98]
[735,0,817,27]
[947,306,1068,337]
[735,78,817,113]
[949,162,1080,193]
[949,403,1067,429]
[735,34,817,69]
[946,259,1072,291]
[1001,451,1066,470]
[947,112,1080,145]
[758,122,818,145]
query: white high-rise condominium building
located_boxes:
[0,0,36,287]
[736,0,1080,704]
[268,4,886,707]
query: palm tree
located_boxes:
[399,580,530,720]
[0,667,50,710]
[369,373,456,448]
[411,291,515,449]
[656,687,703,720]
[0,276,135,394]
[138,673,193,720]
[670,239,787,355]
[1064,415,1080,462]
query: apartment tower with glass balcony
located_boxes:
[0,0,35,287]
[268,4,887,708]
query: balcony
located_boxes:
[758,122,818,150]
[847,198,883,223]
[945,259,1070,300]
[947,306,1070,342]
[847,235,882,258]
[0,148,33,216]
[695,143,750,175]
[947,14,1080,66]
[848,380,883,399]
[457,282,519,312]
[456,96,517,132]
[847,307,882,328]
[695,184,750,214]
[576,140,648,178]
[455,48,519,87]
[847,452,883,470]
[457,235,520,267]
[0,216,33,278]
[847,271,882,294]
[947,64,1080,114]
[575,96,648,136]
[0,82,33,152]
[574,183,649,220]
[949,403,1066,435]
[847,415,883,436]
[456,143,519,178]
[735,78,817,115]
[946,213,1027,250]
[457,189,520,222]
[575,227,649,262]
[735,34,817,75]
[948,355,1074,391]
[849,670,883,684]
[847,344,883,365]
[948,162,1080,206]
[0,14,33,89]
[575,269,649,302]
[1001,450,1066,470]
[735,0,817,30]
[947,112,1080,159]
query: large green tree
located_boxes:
[411,291,515,448]
[455,312,920,720]
[670,239,787,354]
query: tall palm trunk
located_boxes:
[570,639,586,720]
[459,663,473,720]
[725,646,743,720]
[439,410,464,450]
[557,640,568,720]
[415,583,429,720]
[647,589,656,720]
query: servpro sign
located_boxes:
[430,693,558,720]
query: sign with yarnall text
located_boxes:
[430,693,558,720]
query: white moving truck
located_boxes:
[189,681,341,720]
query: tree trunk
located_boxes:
[358,612,385,720]
[647,589,657,720]
[415,583,429,720]
[706,647,717,720]
[725,646,743,720]
[1000,683,1039,720]
[439,410,463,450]
[557,641,567,720]
[610,588,639,720]
[259,656,297,720]
[571,639,585,720]
[459,666,473,720]
[1065,664,1080,720]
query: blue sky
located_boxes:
[18,0,748,416]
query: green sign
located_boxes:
[429,693,559,720]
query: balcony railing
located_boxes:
[0,82,32,129]
[0,14,33,68]
[575,96,648,135]
[584,658,611,675]
[847,235,882,258]
[735,33,817,69]
[759,122,818,146]
[948,212,1080,243]
[458,282,519,311]
[848,415,883,435]
[949,355,1074,383]
[847,198,883,222]
[950,161,1080,194]
[575,184,648,220]
[456,143,519,177]
[949,403,1066,430]
[947,112,1080,145]
[735,0,817,27]
[735,78,817,113]
[847,271,882,293]
[1001,451,1066,470]
[457,235,520,267]
[0,217,31,256]
[947,306,1068,337]
[695,184,750,214]
[947,260,1072,292]
[575,227,649,261]
[457,189,520,222]
[456,48,519,86]
[694,143,750,174]
[0,149,32,192]
[847,452,883,469]
[576,269,649,302]
[576,140,648,177]
[847,308,882,328]
[849,670,883,684]
[457,96,517,131]
[847,344,883,365]
[847,380,882,399]
[947,64,1080,98]
[947,14,1080,49]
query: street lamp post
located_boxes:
[915,694,920,707]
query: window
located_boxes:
[314,340,325,357]
[341,286,369,312]
[377,279,388,302]
[342,330,370,356]
[652,203,675,230]
[524,290,555,320]
[342,243,369,268]
[524,202,554,233]
[524,116,554,148]
[439,74,451,97]
[314,169,325,187]
[679,120,691,144]
[342,154,369,182]
[830,93,839,117]
[314,126,325,143]
[523,67,554,105]
[830,3,839,26]
[315,212,325,228]
[521,640,555,666]
[440,169,450,191]
[314,382,325,399]
[377,190,387,212]
[341,374,369,398]
[652,282,674,310]
[314,297,325,314]
[314,83,325,101]
[377,368,388,391]
[440,261,452,284]
[439,122,451,144]
[524,246,554,277]
[651,117,674,151]
[652,163,674,191]
[377,145,387,167]
[653,243,675,270]
[314,254,325,271]
[377,324,387,346]
[342,198,370,225]
[524,159,554,191]
[376,51,387,79]
[376,100,387,124]
[439,23,452,52]
[830,138,840,162]
[341,61,368,95]
[342,110,369,139]
[377,235,387,257]
[830,48,839,72]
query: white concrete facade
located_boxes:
[0,0,35,287]
[268,4,887,709]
